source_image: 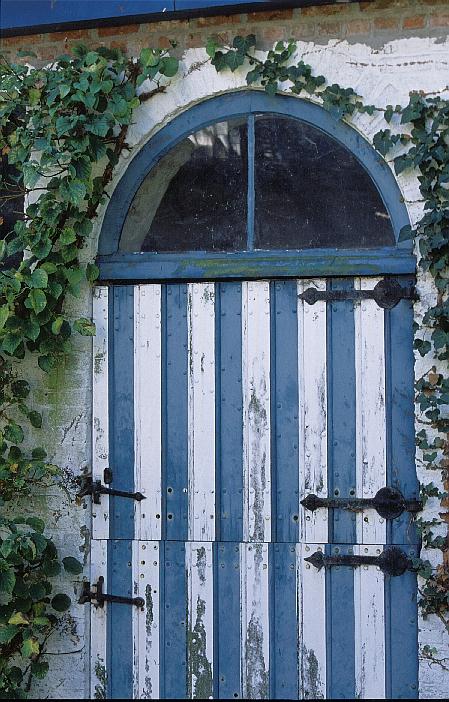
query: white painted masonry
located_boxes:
[28,32,448,699]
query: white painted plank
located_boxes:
[187,283,216,541]
[242,282,271,543]
[90,539,108,699]
[355,278,387,545]
[298,280,328,544]
[354,544,386,699]
[92,287,109,540]
[134,285,162,541]
[298,543,327,700]
[133,541,160,699]
[186,542,214,699]
[240,543,270,699]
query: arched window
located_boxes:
[119,113,394,254]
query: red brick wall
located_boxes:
[1,1,448,63]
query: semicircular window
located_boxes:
[119,114,394,253]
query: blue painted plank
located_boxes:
[385,284,419,545]
[108,540,133,699]
[325,543,355,699]
[163,284,189,540]
[109,286,135,539]
[216,542,241,699]
[270,543,298,700]
[98,248,416,281]
[217,283,244,541]
[1,1,174,30]
[271,281,299,542]
[162,540,188,699]
[385,544,419,698]
[327,278,357,544]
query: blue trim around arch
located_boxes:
[97,90,414,278]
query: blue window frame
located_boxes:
[97,91,415,281]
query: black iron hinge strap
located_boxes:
[301,487,422,520]
[77,476,145,504]
[299,279,416,309]
[305,547,414,577]
[79,577,144,608]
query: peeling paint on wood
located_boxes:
[92,287,109,539]
[187,542,214,700]
[242,282,271,543]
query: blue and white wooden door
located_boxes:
[90,276,419,699]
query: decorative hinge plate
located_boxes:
[301,487,422,520]
[298,278,416,309]
[305,546,415,577]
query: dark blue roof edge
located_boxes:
[1,1,359,39]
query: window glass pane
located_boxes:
[120,118,247,252]
[254,115,394,249]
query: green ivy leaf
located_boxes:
[60,179,87,206]
[0,625,19,644]
[140,48,160,67]
[0,305,10,331]
[60,227,77,245]
[0,561,16,594]
[73,318,96,336]
[51,593,71,612]
[28,411,43,429]
[21,637,40,658]
[86,263,100,283]
[31,661,49,679]
[11,380,30,398]
[159,56,179,78]
[30,268,48,289]
[4,423,24,444]
[62,557,84,575]
[27,289,47,315]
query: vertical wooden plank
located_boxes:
[186,542,214,699]
[164,284,189,541]
[134,286,162,541]
[90,539,108,699]
[242,281,271,543]
[327,279,357,545]
[270,543,299,699]
[163,540,187,699]
[385,294,418,545]
[298,543,327,700]
[271,281,300,543]
[355,278,387,545]
[354,544,386,699]
[92,287,109,540]
[110,540,134,698]
[217,542,241,699]
[187,283,216,541]
[298,280,328,544]
[217,283,244,542]
[132,541,160,700]
[110,286,135,540]
[240,543,270,699]
[326,545,355,699]
[386,545,419,698]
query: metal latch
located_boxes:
[301,487,422,520]
[305,546,415,577]
[77,475,146,504]
[79,576,144,608]
[298,279,416,309]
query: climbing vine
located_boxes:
[0,33,447,696]
[0,44,179,697]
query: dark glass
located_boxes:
[254,115,394,250]
[120,119,248,253]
